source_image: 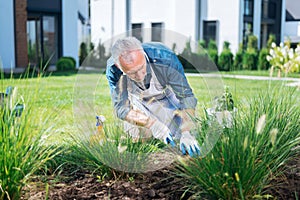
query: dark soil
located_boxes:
[22,166,191,200]
[22,159,300,200]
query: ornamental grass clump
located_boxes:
[68,122,171,175]
[175,86,300,199]
[0,72,61,200]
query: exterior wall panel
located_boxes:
[15,0,28,68]
[206,0,241,53]
[62,0,79,66]
[0,1,16,69]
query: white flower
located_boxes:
[280,42,284,47]
[288,49,294,59]
[271,42,276,48]
[280,57,283,62]
[269,49,275,57]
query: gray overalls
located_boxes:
[124,61,182,140]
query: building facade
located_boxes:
[91,0,285,54]
[0,0,90,70]
[285,0,300,47]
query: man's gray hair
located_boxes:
[111,37,143,66]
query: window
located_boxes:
[27,15,59,66]
[244,0,254,16]
[27,18,41,66]
[203,20,218,46]
[268,2,276,19]
[151,23,163,42]
[43,16,58,64]
[131,23,143,42]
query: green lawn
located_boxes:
[2,71,299,141]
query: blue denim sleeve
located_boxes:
[106,57,131,120]
[143,43,197,109]
[167,53,197,109]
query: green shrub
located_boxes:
[178,52,212,72]
[233,50,243,70]
[208,49,218,66]
[198,39,206,50]
[247,34,258,50]
[243,48,258,70]
[218,41,233,71]
[63,56,76,67]
[233,44,244,70]
[258,48,270,70]
[56,57,76,71]
[178,39,218,71]
[208,40,218,65]
[218,50,233,71]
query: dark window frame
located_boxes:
[26,0,62,66]
[131,23,143,42]
[151,22,164,42]
[203,20,219,47]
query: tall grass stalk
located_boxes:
[175,86,300,199]
[67,123,174,175]
[0,70,61,200]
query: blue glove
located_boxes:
[180,131,200,156]
[149,120,176,147]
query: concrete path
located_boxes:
[186,73,300,87]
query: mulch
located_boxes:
[22,158,300,200]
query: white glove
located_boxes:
[149,120,175,147]
[180,131,200,156]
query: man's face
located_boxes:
[118,50,147,82]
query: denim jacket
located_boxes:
[106,42,197,120]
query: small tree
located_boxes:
[79,42,88,65]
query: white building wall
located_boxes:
[77,0,90,51]
[91,0,127,51]
[285,22,300,36]
[0,1,15,69]
[206,0,241,53]
[132,0,173,42]
[91,0,196,53]
[281,0,286,43]
[62,0,79,67]
[78,0,89,17]
[173,0,196,52]
[253,0,262,48]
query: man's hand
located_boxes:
[149,120,175,147]
[180,131,200,156]
[125,109,150,126]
